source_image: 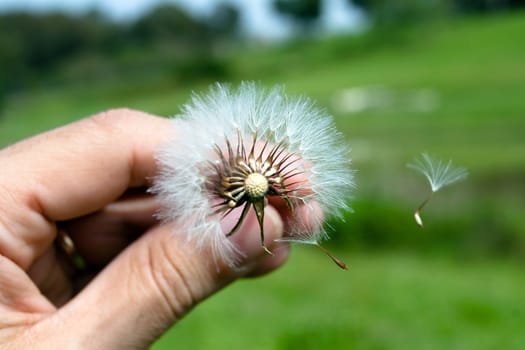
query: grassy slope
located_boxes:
[153,251,525,350]
[1,12,525,350]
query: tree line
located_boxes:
[0,3,239,95]
[1,0,523,97]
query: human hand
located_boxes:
[0,109,289,349]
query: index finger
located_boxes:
[1,109,170,220]
[0,109,171,268]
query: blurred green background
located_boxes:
[1,1,525,349]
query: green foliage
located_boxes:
[130,4,211,45]
[0,4,240,94]
[208,2,241,37]
[454,0,525,13]
[273,0,321,25]
[352,0,525,26]
[353,0,452,26]
[274,0,321,19]
[172,56,231,83]
[0,11,119,86]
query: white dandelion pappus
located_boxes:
[408,152,468,192]
[152,82,353,268]
[407,153,468,227]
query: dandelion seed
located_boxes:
[152,82,354,268]
[407,153,468,227]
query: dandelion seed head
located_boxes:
[152,82,353,267]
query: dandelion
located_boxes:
[152,82,353,268]
[407,153,468,227]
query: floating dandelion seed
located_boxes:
[407,153,468,227]
[153,82,353,268]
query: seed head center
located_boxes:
[244,173,269,199]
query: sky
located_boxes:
[0,0,365,39]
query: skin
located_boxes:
[0,109,300,349]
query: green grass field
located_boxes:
[153,251,525,350]
[1,11,525,350]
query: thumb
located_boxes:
[42,206,285,349]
